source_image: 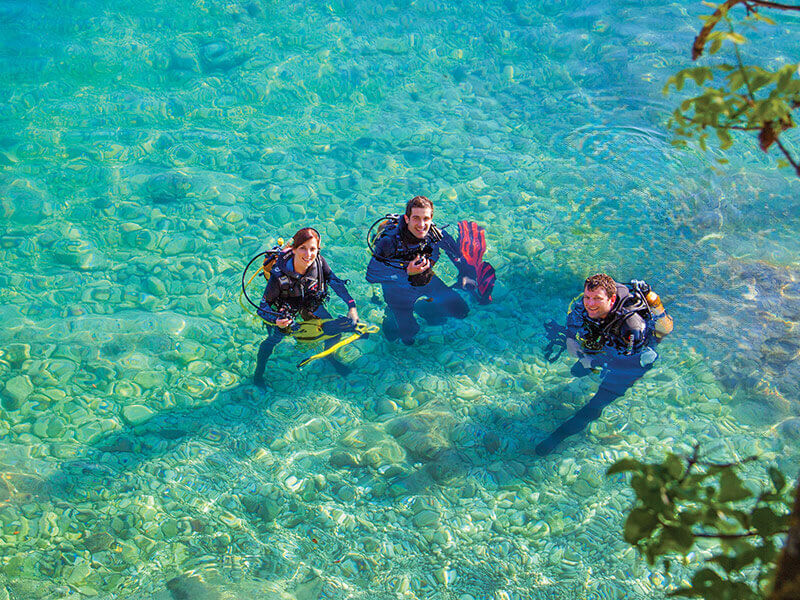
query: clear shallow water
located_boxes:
[1,0,799,598]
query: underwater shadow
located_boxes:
[45,382,293,502]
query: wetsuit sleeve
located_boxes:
[321,257,356,308]
[438,228,475,283]
[256,277,284,324]
[620,312,648,351]
[366,235,406,284]
[564,301,584,338]
[439,228,464,265]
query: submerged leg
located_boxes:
[253,327,284,387]
[383,285,421,345]
[314,307,352,376]
[535,357,650,455]
[415,276,469,325]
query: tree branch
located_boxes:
[697,455,760,469]
[694,530,789,539]
[678,444,701,485]
[693,0,745,60]
[768,476,800,600]
[748,0,800,10]
[773,136,800,176]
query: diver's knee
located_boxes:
[451,301,469,319]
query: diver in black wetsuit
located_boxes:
[366,196,470,345]
[253,227,358,386]
[537,273,673,455]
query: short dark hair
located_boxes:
[405,195,433,217]
[291,227,321,249]
[584,273,616,298]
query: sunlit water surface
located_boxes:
[1,0,799,598]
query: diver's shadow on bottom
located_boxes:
[47,384,284,501]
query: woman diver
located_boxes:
[253,227,359,386]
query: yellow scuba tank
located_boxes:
[645,290,673,338]
[261,237,285,282]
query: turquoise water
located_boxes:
[1,0,800,598]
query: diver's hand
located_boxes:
[347,306,359,325]
[275,317,293,328]
[406,256,430,276]
[565,337,581,358]
[460,275,477,289]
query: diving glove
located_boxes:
[543,320,567,363]
[321,316,357,336]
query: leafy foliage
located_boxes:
[664,1,800,176]
[608,448,794,599]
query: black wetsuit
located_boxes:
[536,282,661,455]
[366,218,468,344]
[254,251,355,383]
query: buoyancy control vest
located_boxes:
[577,283,654,354]
[367,213,444,268]
[269,251,329,315]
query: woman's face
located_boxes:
[294,237,319,268]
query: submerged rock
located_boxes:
[778,418,800,442]
[122,404,155,426]
[3,375,33,409]
[166,574,220,600]
[144,171,192,204]
[199,41,247,73]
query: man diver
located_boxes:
[536,273,672,455]
[366,196,485,345]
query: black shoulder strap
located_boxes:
[315,255,326,294]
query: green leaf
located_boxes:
[624,508,660,544]
[724,32,746,44]
[750,71,775,92]
[717,469,752,503]
[658,525,695,555]
[686,67,713,86]
[716,128,733,149]
[711,543,758,573]
[775,67,795,93]
[751,12,776,26]
[607,458,644,476]
[728,69,745,91]
[751,506,789,537]
[768,467,786,493]
[664,454,684,479]
[716,507,749,528]
[684,567,760,599]
[678,509,703,528]
[674,71,687,92]
[691,567,723,591]
[709,37,722,55]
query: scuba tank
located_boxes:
[241,239,287,312]
[645,290,673,338]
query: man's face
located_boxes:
[583,286,616,320]
[404,206,433,240]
